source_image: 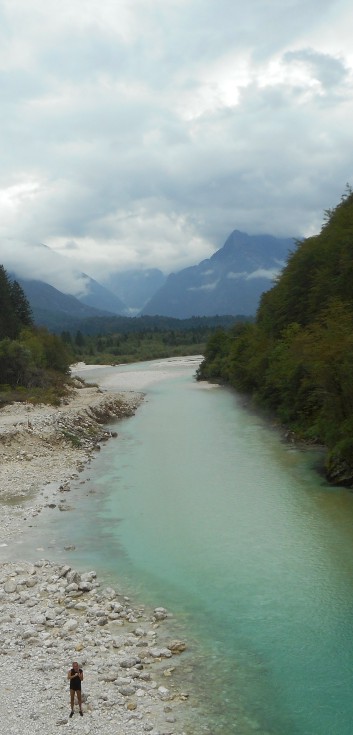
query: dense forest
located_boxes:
[0,266,72,403]
[62,314,244,364]
[197,189,353,486]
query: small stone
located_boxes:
[4,580,17,594]
[119,685,136,696]
[120,657,140,668]
[150,647,172,658]
[167,639,187,654]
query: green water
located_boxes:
[10,358,353,733]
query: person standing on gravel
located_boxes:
[67,661,84,717]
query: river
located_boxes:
[12,357,353,734]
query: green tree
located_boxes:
[0,266,19,339]
[0,339,32,385]
[37,329,71,373]
[75,330,85,348]
[198,189,353,483]
[10,280,33,328]
[196,329,231,381]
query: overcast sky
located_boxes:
[1,0,353,291]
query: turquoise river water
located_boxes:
[8,357,353,734]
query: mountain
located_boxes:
[5,230,295,324]
[15,277,116,331]
[101,268,166,314]
[76,273,126,314]
[4,242,127,316]
[142,231,295,318]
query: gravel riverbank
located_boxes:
[0,379,196,735]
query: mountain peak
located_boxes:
[142,231,295,318]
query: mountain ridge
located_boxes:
[13,276,116,328]
[6,229,296,325]
[142,230,295,318]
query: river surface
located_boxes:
[10,357,353,734]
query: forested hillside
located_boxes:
[0,266,71,402]
[197,189,353,486]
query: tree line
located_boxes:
[0,266,71,402]
[61,317,246,365]
[197,188,353,484]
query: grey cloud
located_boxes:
[63,240,80,250]
[188,280,220,292]
[227,271,249,279]
[246,268,281,280]
[1,240,90,296]
[0,0,352,281]
[227,268,280,281]
[284,48,350,90]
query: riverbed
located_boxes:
[7,356,353,734]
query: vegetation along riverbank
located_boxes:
[197,188,353,487]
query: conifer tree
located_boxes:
[0,265,18,339]
[10,279,33,329]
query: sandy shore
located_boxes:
[0,374,198,735]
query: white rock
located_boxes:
[65,583,79,593]
[150,647,172,658]
[63,618,79,632]
[4,579,17,593]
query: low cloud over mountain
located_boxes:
[4,230,296,325]
[142,231,295,318]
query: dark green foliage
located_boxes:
[0,328,71,389]
[0,266,24,339]
[61,331,73,345]
[68,316,251,365]
[10,279,33,328]
[0,339,32,386]
[0,265,71,396]
[35,329,73,373]
[40,313,243,336]
[75,330,85,347]
[195,329,232,381]
[0,267,33,339]
[198,190,353,482]
[257,189,353,335]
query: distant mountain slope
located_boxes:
[5,242,127,316]
[76,273,127,314]
[102,268,166,314]
[142,231,295,318]
[15,277,115,329]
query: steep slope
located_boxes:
[4,243,127,316]
[16,277,115,330]
[76,273,127,314]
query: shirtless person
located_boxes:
[67,661,83,717]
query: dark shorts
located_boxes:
[70,681,81,691]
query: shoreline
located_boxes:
[0,378,143,539]
[0,373,200,734]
